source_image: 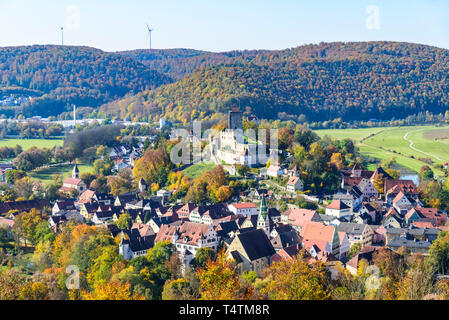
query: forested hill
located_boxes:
[102,41,449,123]
[0,45,171,117]
[119,48,266,80]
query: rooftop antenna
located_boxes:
[146,23,154,49]
[60,26,64,46]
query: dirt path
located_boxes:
[403,130,442,162]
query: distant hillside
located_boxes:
[0,45,171,117]
[119,48,266,80]
[103,42,449,123]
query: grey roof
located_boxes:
[271,231,302,250]
[333,193,354,201]
[337,222,368,235]
[236,229,276,261]
[349,186,363,198]
[358,179,373,192]
[388,237,432,249]
[319,214,336,222]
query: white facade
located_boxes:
[228,203,258,217]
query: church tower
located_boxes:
[257,195,270,237]
[72,164,80,179]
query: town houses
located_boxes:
[1,110,448,295]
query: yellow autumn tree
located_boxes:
[215,186,232,203]
[263,252,330,300]
[81,281,145,300]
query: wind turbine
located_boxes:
[60,26,64,46]
[146,23,154,49]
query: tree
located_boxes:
[215,186,232,203]
[19,282,49,300]
[197,251,254,300]
[429,231,449,275]
[81,281,145,300]
[116,214,132,230]
[0,268,27,300]
[235,164,250,177]
[80,172,96,187]
[162,277,200,300]
[262,252,330,300]
[329,153,344,171]
[13,209,46,247]
[347,242,362,260]
[109,168,135,196]
[191,248,216,270]
[14,177,34,200]
[397,256,434,300]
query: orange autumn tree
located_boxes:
[263,252,331,300]
[80,281,145,300]
[215,185,232,203]
[133,147,170,184]
[196,251,254,300]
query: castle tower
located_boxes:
[228,108,243,130]
[257,195,270,237]
[72,164,79,179]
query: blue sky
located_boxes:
[0,0,448,52]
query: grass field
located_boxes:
[182,162,216,179]
[29,164,93,184]
[315,125,449,175]
[0,138,64,150]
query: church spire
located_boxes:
[257,195,269,236]
[72,164,79,179]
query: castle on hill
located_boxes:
[209,108,276,167]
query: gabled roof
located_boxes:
[300,221,336,244]
[385,180,418,195]
[230,202,257,210]
[79,190,96,202]
[337,222,369,235]
[371,167,393,181]
[287,176,301,185]
[358,178,375,193]
[283,208,320,227]
[271,231,302,250]
[327,200,350,210]
[393,192,409,205]
[235,229,275,261]
[63,177,84,186]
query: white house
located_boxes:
[286,176,304,193]
[326,200,352,219]
[357,179,378,200]
[228,202,258,217]
[266,165,283,178]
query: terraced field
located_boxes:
[315,125,449,175]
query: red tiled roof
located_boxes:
[327,200,350,210]
[283,208,317,227]
[231,202,257,209]
[287,176,300,185]
[300,221,335,244]
[64,178,83,186]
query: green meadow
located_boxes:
[29,164,93,184]
[0,138,64,150]
[315,125,449,175]
[182,162,216,180]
